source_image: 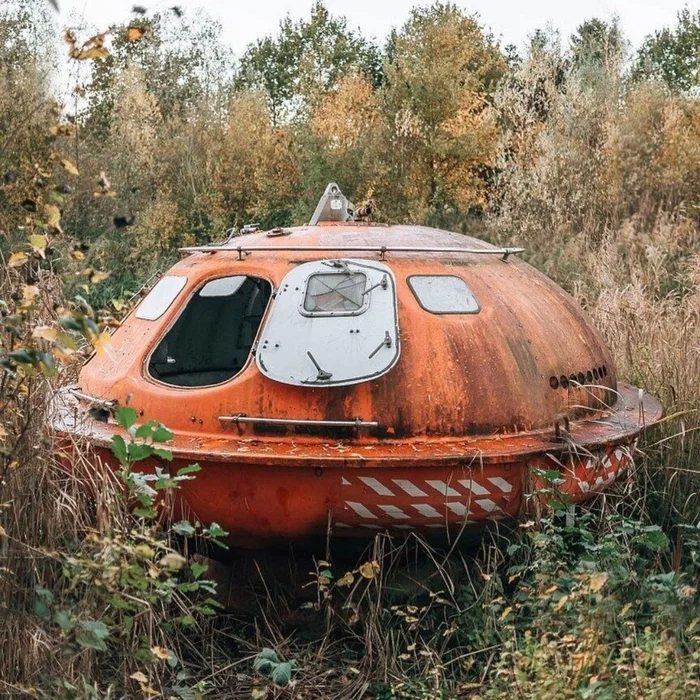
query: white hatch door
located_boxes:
[255,259,400,387]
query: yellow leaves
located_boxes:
[0,525,5,537]
[8,252,28,267]
[127,26,151,42]
[150,646,170,660]
[129,671,158,695]
[22,285,40,303]
[32,324,55,341]
[70,249,85,261]
[60,159,79,176]
[359,560,380,579]
[91,330,113,356]
[336,571,355,587]
[588,572,609,594]
[158,552,187,570]
[29,235,47,258]
[82,268,111,284]
[44,203,62,231]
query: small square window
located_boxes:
[408,275,480,314]
[303,272,367,314]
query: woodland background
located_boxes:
[1,1,700,698]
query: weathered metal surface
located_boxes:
[50,220,663,546]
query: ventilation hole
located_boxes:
[569,374,577,386]
[586,370,593,383]
[602,365,608,377]
[598,366,604,378]
[560,375,569,389]
[549,376,559,389]
[593,367,599,380]
[577,372,585,385]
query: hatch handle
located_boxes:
[362,274,388,297]
[368,331,392,359]
[306,351,333,382]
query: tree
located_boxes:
[236,1,382,124]
[632,8,700,92]
[381,3,506,222]
[570,17,625,70]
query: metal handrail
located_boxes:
[67,388,116,409]
[180,244,525,262]
[219,414,379,428]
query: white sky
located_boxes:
[58,0,699,54]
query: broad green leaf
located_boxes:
[271,661,294,686]
[127,443,153,462]
[176,463,201,477]
[190,562,208,580]
[110,435,128,466]
[76,620,109,650]
[172,521,195,536]
[152,425,174,443]
[115,406,138,430]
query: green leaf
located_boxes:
[9,349,36,364]
[254,647,280,675]
[172,521,195,536]
[152,425,174,443]
[135,422,156,440]
[190,562,208,580]
[76,620,109,650]
[127,443,153,462]
[110,435,128,466]
[176,463,201,477]
[271,661,294,686]
[54,610,73,634]
[153,447,173,461]
[115,406,138,430]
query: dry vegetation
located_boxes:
[1,1,700,698]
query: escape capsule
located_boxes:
[52,183,662,548]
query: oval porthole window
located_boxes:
[135,275,188,321]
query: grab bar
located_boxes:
[219,414,378,428]
[67,387,116,409]
[180,244,524,262]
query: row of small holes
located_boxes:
[549,365,607,390]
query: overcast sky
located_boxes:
[59,0,698,54]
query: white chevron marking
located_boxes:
[346,501,377,519]
[413,503,442,518]
[458,479,490,496]
[359,477,395,496]
[446,502,471,517]
[426,480,461,497]
[475,499,499,512]
[392,479,428,497]
[614,448,624,462]
[488,477,513,493]
[393,524,415,530]
[379,504,411,520]
[335,522,351,528]
[341,477,351,486]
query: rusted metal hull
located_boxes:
[52,385,661,549]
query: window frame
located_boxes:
[298,270,370,318]
[143,273,274,390]
[407,274,481,315]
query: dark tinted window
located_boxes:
[148,276,271,387]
